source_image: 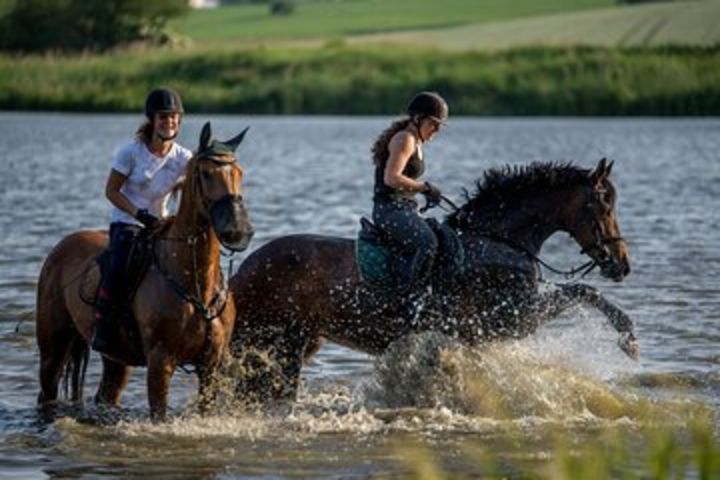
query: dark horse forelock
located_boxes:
[447,161,591,227]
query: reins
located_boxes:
[474,231,598,280]
[427,194,601,281]
[152,232,230,323]
[420,194,459,214]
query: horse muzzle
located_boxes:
[599,256,631,282]
[210,194,254,252]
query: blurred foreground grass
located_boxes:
[378,333,720,479]
[394,414,719,479]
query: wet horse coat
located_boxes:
[36,123,253,420]
[229,159,637,402]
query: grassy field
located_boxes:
[173,0,720,50]
[173,0,616,43]
[353,0,720,49]
[1,45,717,115]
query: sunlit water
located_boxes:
[0,114,718,478]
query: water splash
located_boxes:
[50,329,707,441]
[369,331,689,424]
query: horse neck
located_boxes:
[162,184,222,300]
[459,187,578,256]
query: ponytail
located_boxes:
[371,117,412,167]
[135,121,153,145]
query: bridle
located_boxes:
[576,185,627,272]
[152,152,244,324]
[193,152,245,218]
[431,186,627,280]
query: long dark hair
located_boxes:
[371,117,413,167]
[135,120,153,145]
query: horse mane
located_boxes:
[446,161,591,227]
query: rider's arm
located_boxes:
[383,132,430,193]
[105,169,139,217]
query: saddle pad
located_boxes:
[356,236,395,288]
[355,218,465,290]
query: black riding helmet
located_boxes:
[406,91,449,123]
[144,87,184,119]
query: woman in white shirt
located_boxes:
[94,87,193,353]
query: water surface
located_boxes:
[0,114,718,478]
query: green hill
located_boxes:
[350,0,720,49]
[174,0,616,44]
[174,0,719,49]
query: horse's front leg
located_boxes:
[502,283,638,359]
[195,350,226,415]
[146,347,176,422]
[196,314,235,414]
[558,283,639,360]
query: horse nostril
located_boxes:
[624,263,631,276]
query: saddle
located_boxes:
[356,217,465,292]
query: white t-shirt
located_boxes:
[109,139,193,225]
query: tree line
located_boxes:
[0,0,189,53]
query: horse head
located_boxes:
[568,158,631,282]
[189,122,254,251]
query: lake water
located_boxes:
[0,114,718,478]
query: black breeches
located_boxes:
[102,222,142,301]
[372,199,438,289]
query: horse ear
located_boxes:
[590,157,609,187]
[606,159,614,176]
[223,126,250,153]
[199,122,212,152]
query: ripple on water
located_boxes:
[2,116,720,477]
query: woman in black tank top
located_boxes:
[370,91,449,293]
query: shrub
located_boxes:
[0,0,189,53]
[270,0,295,16]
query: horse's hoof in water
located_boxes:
[618,332,639,361]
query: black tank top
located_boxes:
[373,142,424,202]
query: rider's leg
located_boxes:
[372,199,438,291]
[93,222,139,352]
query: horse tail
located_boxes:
[62,337,89,402]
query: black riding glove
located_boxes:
[135,208,159,229]
[422,181,442,207]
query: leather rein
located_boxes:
[429,193,626,280]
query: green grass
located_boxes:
[1,45,718,115]
[0,0,15,16]
[173,0,616,43]
[354,0,720,49]
[394,422,720,479]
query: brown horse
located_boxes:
[36,122,254,421]
[229,159,636,403]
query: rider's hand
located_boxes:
[135,208,159,229]
[422,181,442,205]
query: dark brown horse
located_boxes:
[229,159,637,403]
[36,122,254,420]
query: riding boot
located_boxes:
[402,251,435,296]
[92,287,116,354]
